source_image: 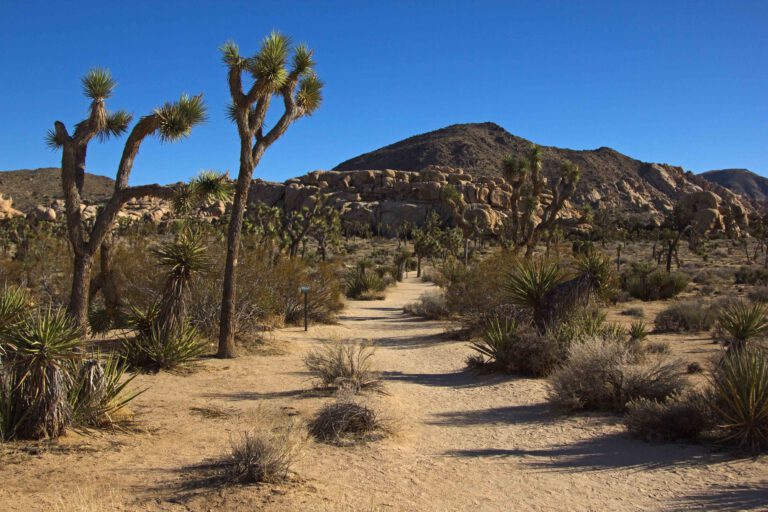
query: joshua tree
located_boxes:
[217,34,322,358]
[500,145,580,257]
[310,206,342,261]
[440,184,472,265]
[47,68,208,331]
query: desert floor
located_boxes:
[2,275,768,511]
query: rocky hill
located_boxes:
[701,169,768,205]
[334,122,751,224]
[0,168,115,212]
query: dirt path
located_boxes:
[2,276,768,511]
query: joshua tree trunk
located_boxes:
[68,253,93,330]
[218,161,251,358]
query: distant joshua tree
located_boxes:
[47,69,209,330]
[500,145,580,257]
[218,33,323,358]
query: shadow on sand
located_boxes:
[445,431,729,472]
[429,402,557,426]
[383,368,518,388]
[668,481,768,511]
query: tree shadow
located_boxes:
[146,460,228,505]
[445,432,728,472]
[429,402,557,426]
[375,331,462,349]
[669,482,768,511]
[201,388,321,401]
[383,369,517,388]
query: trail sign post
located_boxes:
[299,285,310,331]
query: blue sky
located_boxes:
[1,1,766,184]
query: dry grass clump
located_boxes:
[654,301,716,333]
[309,394,388,445]
[625,391,714,443]
[620,307,645,318]
[304,341,383,394]
[223,422,304,485]
[403,290,450,320]
[547,336,686,412]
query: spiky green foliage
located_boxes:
[68,354,142,428]
[574,251,618,300]
[44,128,67,149]
[220,40,243,67]
[296,73,323,115]
[710,348,768,451]
[292,43,315,75]
[629,320,648,342]
[0,286,29,331]
[504,258,564,312]
[3,308,82,439]
[122,322,206,372]
[152,231,211,334]
[98,110,133,142]
[155,94,207,142]
[81,68,116,100]
[718,300,768,351]
[345,264,386,300]
[248,31,290,88]
[189,170,233,203]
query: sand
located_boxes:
[1,276,767,511]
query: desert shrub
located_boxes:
[622,265,688,301]
[309,395,386,445]
[625,391,713,443]
[121,322,207,371]
[747,286,768,303]
[0,286,29,331]
[1,308,81,439]
[304,341,382,393]
[717,300,768,352]
[735,266,768,285]
[710,348,768,451]
[646,341,671,354]
[224,425,303,484]
[547,336,685,412]
[654,301,716,333]
[443,252,516,330]
[470,316,567,377]
[403,290,450,320]
[68,354,140,428]
[621,307,645,318]
[345,264,386,300]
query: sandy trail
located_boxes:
[2,276,767,511]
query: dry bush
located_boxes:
[625,391,713,443]
[223,422,304,484]
[747,286,768,303]
[621,307,645,318]
[403,290,450,320]
[304,341,383,394]
[309,395,388,445]
[734,266,768,285]
[547,336,686,412]
[654,301,716,333]
[470,315,567,377]
[622,265,688,301]
[444,252,512,330]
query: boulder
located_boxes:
[27,205,56,222]
[0,195,23,220]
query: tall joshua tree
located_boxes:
[218,33,323,358]
[47,68,207,330]
[500,145,580,257]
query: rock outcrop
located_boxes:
[0,195,24,220]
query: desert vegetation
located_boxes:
[1,21,768,512]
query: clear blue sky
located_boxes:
[1,1,766,184]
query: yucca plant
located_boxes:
[710,348,768,451]
[470,316,519,369]
[122,322,206,372]
[152,231,211,336]
[629,320,648,342]
[0,286,29,331]
[718,300,768,352]
[504,258,564,319]
[68,353,142,428]
[3,308,82,439]
[574,251,619,301]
